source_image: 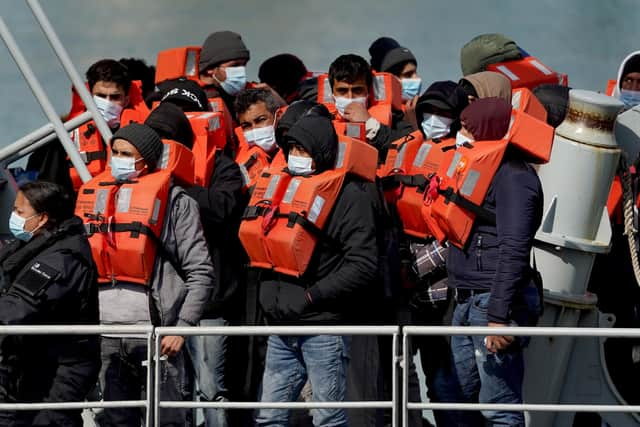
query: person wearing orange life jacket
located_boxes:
[328,54,414,161]
[234,88,285,191]
[252,115,378,427]
[198,31,250,118]
[145,102,243,427]
[369,37,423,127]
[26,59,148,193]
[397,80,470,427]
[435,98,542,426]
[88,123,215,427]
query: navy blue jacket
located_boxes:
[447,151,543,323]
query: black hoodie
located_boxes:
[258,116,379,324]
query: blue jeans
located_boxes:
[186,318,228,427]
[444,291,537,427]
[256,335,351,427]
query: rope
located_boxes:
[619,153,640,288]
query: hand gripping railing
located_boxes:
[154,325,401,427]
[0,325,154,426]
[402,326,640,427]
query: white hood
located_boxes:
[612,50,640,98]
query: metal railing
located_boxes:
[402,326,640,427]
[0,325,153,426]
[154,325,400,427]
[0,324,638,426]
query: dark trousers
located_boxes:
[0,338,100,427]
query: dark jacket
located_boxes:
[370,109,414,162]
[186,151,248,320]
[258,116,379,324]
[0,216,99,359]
[26,140,74,195]
[446,151,543,323]
[0,216,100,424]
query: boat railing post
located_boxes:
[0,17,92,183]
[25,0,113,144]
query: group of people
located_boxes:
[1,29,639,427]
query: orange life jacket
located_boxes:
[486,56,568,90]
[422,138,509,248]
[185,112,228,187]
[390,132,453,239]
[421,108,554,248]
[317,72,403,127]
[67,81,150,191]
[234,126,276,192]
[75,140,195,285]
[238,136,378,277]
[155,46,204,85]
[605,79,616,96]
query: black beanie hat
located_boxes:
[112,123,163,171]
[145,103,195,149]
[158,78,210,112]
[199,31,250,72]
[380,47,417,73]
[369,37,400,71]
[621,54,640,86]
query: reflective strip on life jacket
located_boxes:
[68,123,108,191]
[238,137,378,276]
[75,140,194,285]
[486,56,568,90]
[422,139,509,249]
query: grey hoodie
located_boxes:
[100,185,215,327]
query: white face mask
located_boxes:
[287,154,314,175]
[216,66,247,96]
[110,156,143,181]
[421,114,454,140]
[332,95,367,117]
[455,131,474,147]
[93,95,123,128]
[243,120,278,153]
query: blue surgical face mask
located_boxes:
[620,89,640,109]
[421,114,454,140]
[9,211,40,242]
[455,131,474,147]
[287,154,314,175]
[332,95,367,117]
[216,66,247,96]
[401,78,422,101]
[110,156,143,181]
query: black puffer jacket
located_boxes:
[186,151,248,320]
[258,115,379,324]
[0,216,99,360]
